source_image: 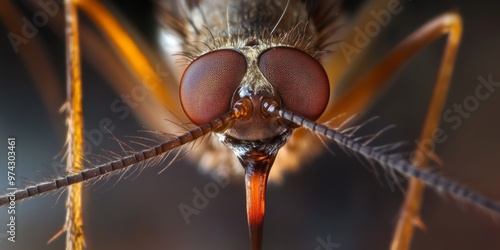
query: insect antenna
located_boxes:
[262,100,500,215]
[0,110,244,207]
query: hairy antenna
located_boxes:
[0,112,236,207]
[263,101,500,214]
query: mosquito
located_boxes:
[0,0,499,249]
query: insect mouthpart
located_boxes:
[217,94,293,250]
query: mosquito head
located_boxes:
[179,42,330,249]
[178,44,331,164]
[180,45,330,155]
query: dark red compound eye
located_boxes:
[258,47,330,121]
[180,49,247,125]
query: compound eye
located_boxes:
[180,49,247,125]
[258,47,330,121]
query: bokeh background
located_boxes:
[0,0,500,249]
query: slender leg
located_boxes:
[321,12,462,250]
[390,13,462,250]
[54,2,187,249]
[62,0,85,249]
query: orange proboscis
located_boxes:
[244,157,273,250]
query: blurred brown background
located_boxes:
[0,0,499,249]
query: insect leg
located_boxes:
[62,0,85,249]
[321,12,462,250]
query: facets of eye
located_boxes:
[258,47,330,121]
[180,49,247,125]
